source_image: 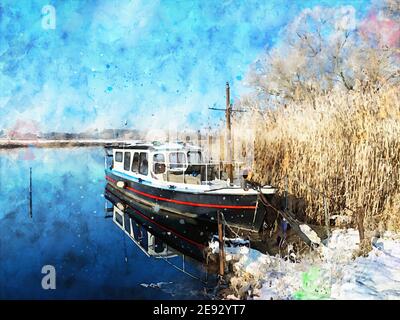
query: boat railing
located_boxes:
[154,160,246,185]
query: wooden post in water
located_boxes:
[29,167,32,218]
[217,211,225,277]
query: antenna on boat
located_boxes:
[209,82,247,185]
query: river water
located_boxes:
[0,147,216,299]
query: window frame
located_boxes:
[113,208,124,228]
[153,153,166,174]
[168,152,187,171]
[115,151,123,163]
[139,152,148,176]
[123,151,131,171]
[123,214,131,234]
[187,151,202,164]
[131,152,139,172]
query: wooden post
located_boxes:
[197,129,202,148]
[217,211,225,277]
[29,167,32,218]
[208,127,212,161]
[219,133,224,180]
[226,82,234,184]
[284,175,288,213]
[231,120,235,171]
[324,196,330,237]
[219,133,225,161]
[357,208,365,242]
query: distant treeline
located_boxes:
[0,129,141,140]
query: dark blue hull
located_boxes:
[105,169,269,231]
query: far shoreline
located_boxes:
[0,139,122,149]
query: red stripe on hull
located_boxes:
[106,175,257,209]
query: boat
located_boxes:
[104,141,275,232]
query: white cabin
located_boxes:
[111,141,220,186]
[106,141,276,195]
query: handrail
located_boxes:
[153,160,246,165]
[153,160,245,184]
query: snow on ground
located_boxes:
[223,229,400,300]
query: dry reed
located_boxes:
[232,83,400,232]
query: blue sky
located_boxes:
[0,0,368,133]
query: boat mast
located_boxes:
[209,83,234,184]
[209,82,247,185]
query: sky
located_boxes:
[0,0,369,134]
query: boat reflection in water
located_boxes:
[104,184,219,286]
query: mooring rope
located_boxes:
[246,181,319,249]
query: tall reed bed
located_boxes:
[234,84,400,232]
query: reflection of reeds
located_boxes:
[234,84,400,232]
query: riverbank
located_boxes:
[221,228,400,300]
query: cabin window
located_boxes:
[124,215,131,234]
[132,221,140,240]
[139,152,148,175]
[131,152,139,172]
[123,152,131,171]
[140,227,149,250]
[153,154,166,174]
[154,237,165,253]
[169,152,186,170]
[114,211,123,227]
[115,152,123,162]
[187,151,202,164]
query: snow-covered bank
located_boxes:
[223,229,400,300]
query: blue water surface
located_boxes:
[0,147,209,299]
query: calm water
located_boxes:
[0,147,214,299]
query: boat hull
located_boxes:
[105,169,270,232]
